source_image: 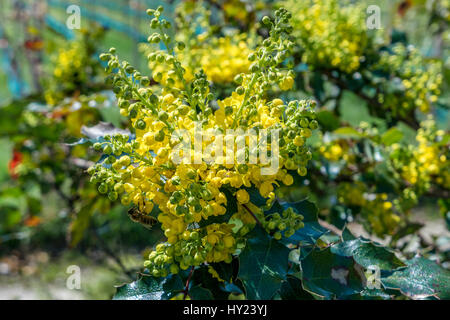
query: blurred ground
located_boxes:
[0,250,142,299]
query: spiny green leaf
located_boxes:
[189,286,214,300]
[278,276,315,300]
[331,238,406,270]
[113,274,183,300]
[190,265,231,300]
[301,247,364,299]
[381,257,450,300]
[238,226,290,300]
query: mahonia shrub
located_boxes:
[89,7,317,277]
[81,5,450,301]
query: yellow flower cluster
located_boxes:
[144,33,255,87]
[44,42,87,106]
[337,183,401,237]
[337,182,366,207]
[362,194,401,237]
[198,35,254,84]
[319,140,353,162]
[90,7,315,275]
[375,44,442,114]
[394,118,449,190]
[44,27,104,106]
[123,90,315,231]
[284,0,368,73]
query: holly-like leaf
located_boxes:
[278,276,315,300]
[189,265,231,300]
[113,274,184,300]
[238,225,290,300]
[331,238,406,270]
[301,247,364,299]
[189,286,214,300]
[381,257,450,300]
[208,260,236,283]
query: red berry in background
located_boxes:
[8,150,23,179]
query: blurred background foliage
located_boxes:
[0,0,448,299]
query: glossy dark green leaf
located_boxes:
[189,286,214,300]
[381,257,450,299]
[279,276,315,300]
[190,265,230,300]
[238,226,290,300]
[113,274,184,300]
[301,247,364,299]
[247,186,267,207]
[331,238,406,270]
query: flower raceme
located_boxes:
[285,0,369,74]
[88,7,317,276]
[141,1,259,88]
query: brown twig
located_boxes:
[183,266,195,300]
[242,204,264,228]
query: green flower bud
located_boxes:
[135,119,147,130]
[236,86,245,95]
[262,16,271,25]
[155,130,165,142]
[103,145,113,155]
[108,191,118,201]
[98,183,108,194]
[158,111,169,121]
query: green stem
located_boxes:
[158,27,198,121]
[232,74,258,129]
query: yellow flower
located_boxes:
[236,189,250,204]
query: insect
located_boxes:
[127,207,157,229]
